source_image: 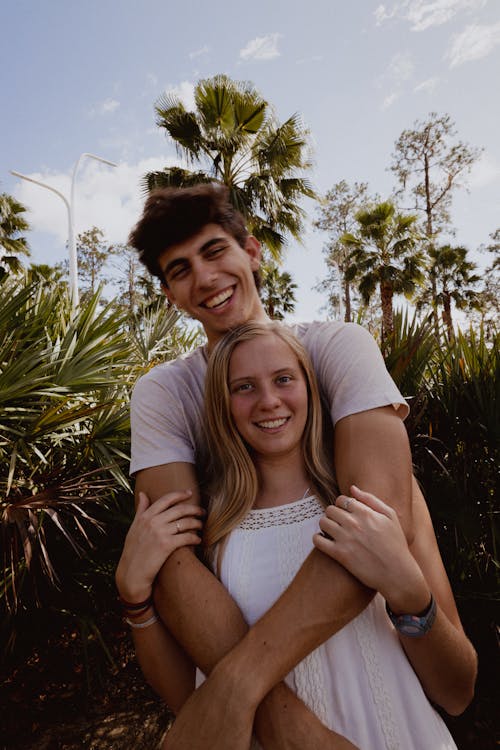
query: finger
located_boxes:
[166,503,206,522]
[313,532,339,558]
[319,515,344,539]
[350,485,394,517]
[135,491,151,516]
[335,494,357,513]
[147,489,194,515]
[172,531,202,549]
[172,517,204,535]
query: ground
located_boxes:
[1,626,173,750]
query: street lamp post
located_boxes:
[10,152,117,308]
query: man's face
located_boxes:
[159,223,268,348]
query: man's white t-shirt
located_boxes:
[130,321,408,475]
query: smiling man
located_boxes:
[123,184,475,750]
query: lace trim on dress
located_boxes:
[353,605,401,750]
[276,517,330,725]
[239,496,325,530]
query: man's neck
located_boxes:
[205,308,271,353]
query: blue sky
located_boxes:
[2,0,499,320]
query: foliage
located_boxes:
[145,74,315,260]
[0,193,30,276]
[390,112,481,239]
[260,261,297,320]
[313,180,370,321]
[472,228,500,338]
[342,201,425,341]
[0,275,198,659]
[76,226,115,301]
[415,244,481,338]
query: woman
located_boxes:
[117,321,476,749]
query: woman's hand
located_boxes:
[313,485,430,614]
[115,490,205,603]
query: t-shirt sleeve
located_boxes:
[129,369,197,475]
[308,322,409,426]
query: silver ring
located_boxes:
[176,521,181,534]
[342,497,354,512]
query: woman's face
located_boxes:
[228,333,309,461]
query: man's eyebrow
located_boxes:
[162,237,228,277]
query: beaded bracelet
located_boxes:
[125,613,158,629]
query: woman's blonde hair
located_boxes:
[203,321,337,559]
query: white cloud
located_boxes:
[468,151,500,188]
[162,80,196,110]
[189,45,209,59]
[377,52,414,106]
[88,98,120,117]
[11,155,183,249]
[446,21,500,66]
[382,92,399,108]
[414,76,440,92]
[239,33,282,61]
[374,0,487,31]
[387,51,415,81]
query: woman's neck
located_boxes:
[253,453,311,509]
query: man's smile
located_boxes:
[202,285,235,309]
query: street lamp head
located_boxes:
[83,153,118,168]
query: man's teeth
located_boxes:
[205,288,233,309]
[257,418,288,429]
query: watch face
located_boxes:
[386,595,437,638]
[395,615,429,637]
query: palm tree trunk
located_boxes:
[344,277,352,322]
[380,281,394,343]
[442,291,454,340]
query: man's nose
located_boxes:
[193,260,217,288]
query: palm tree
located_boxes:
[417,244,480,339]
[0,193,30,276]
[342,201,424,341]
[145,74,315,260]
[260,261,297,320]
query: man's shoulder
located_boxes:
[132,345,207,395]
[286,319,373,349]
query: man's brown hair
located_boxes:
[129,183,250,283]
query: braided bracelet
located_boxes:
[125,613,158,629]
[119,594,154,611]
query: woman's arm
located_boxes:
[313,482,477,716]
[115,489,204,711]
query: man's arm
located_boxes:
[157,406,413,749]
[135,462,360,750]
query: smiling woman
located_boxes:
[228,333,309,475]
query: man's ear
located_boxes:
[244,235,262,270]
[161,282,176,307]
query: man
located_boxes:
[123,184,475,749]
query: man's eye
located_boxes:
[207,246,225,258]
[169,266,189,280]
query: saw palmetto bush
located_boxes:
[386,319,498,745]
[0,275,200,678]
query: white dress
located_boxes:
[217,495,458,750]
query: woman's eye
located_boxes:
[233,382,253,393]
[277,375,292,384]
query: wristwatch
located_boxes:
[386,593,437,637]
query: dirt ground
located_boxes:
[1,630,173,750]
